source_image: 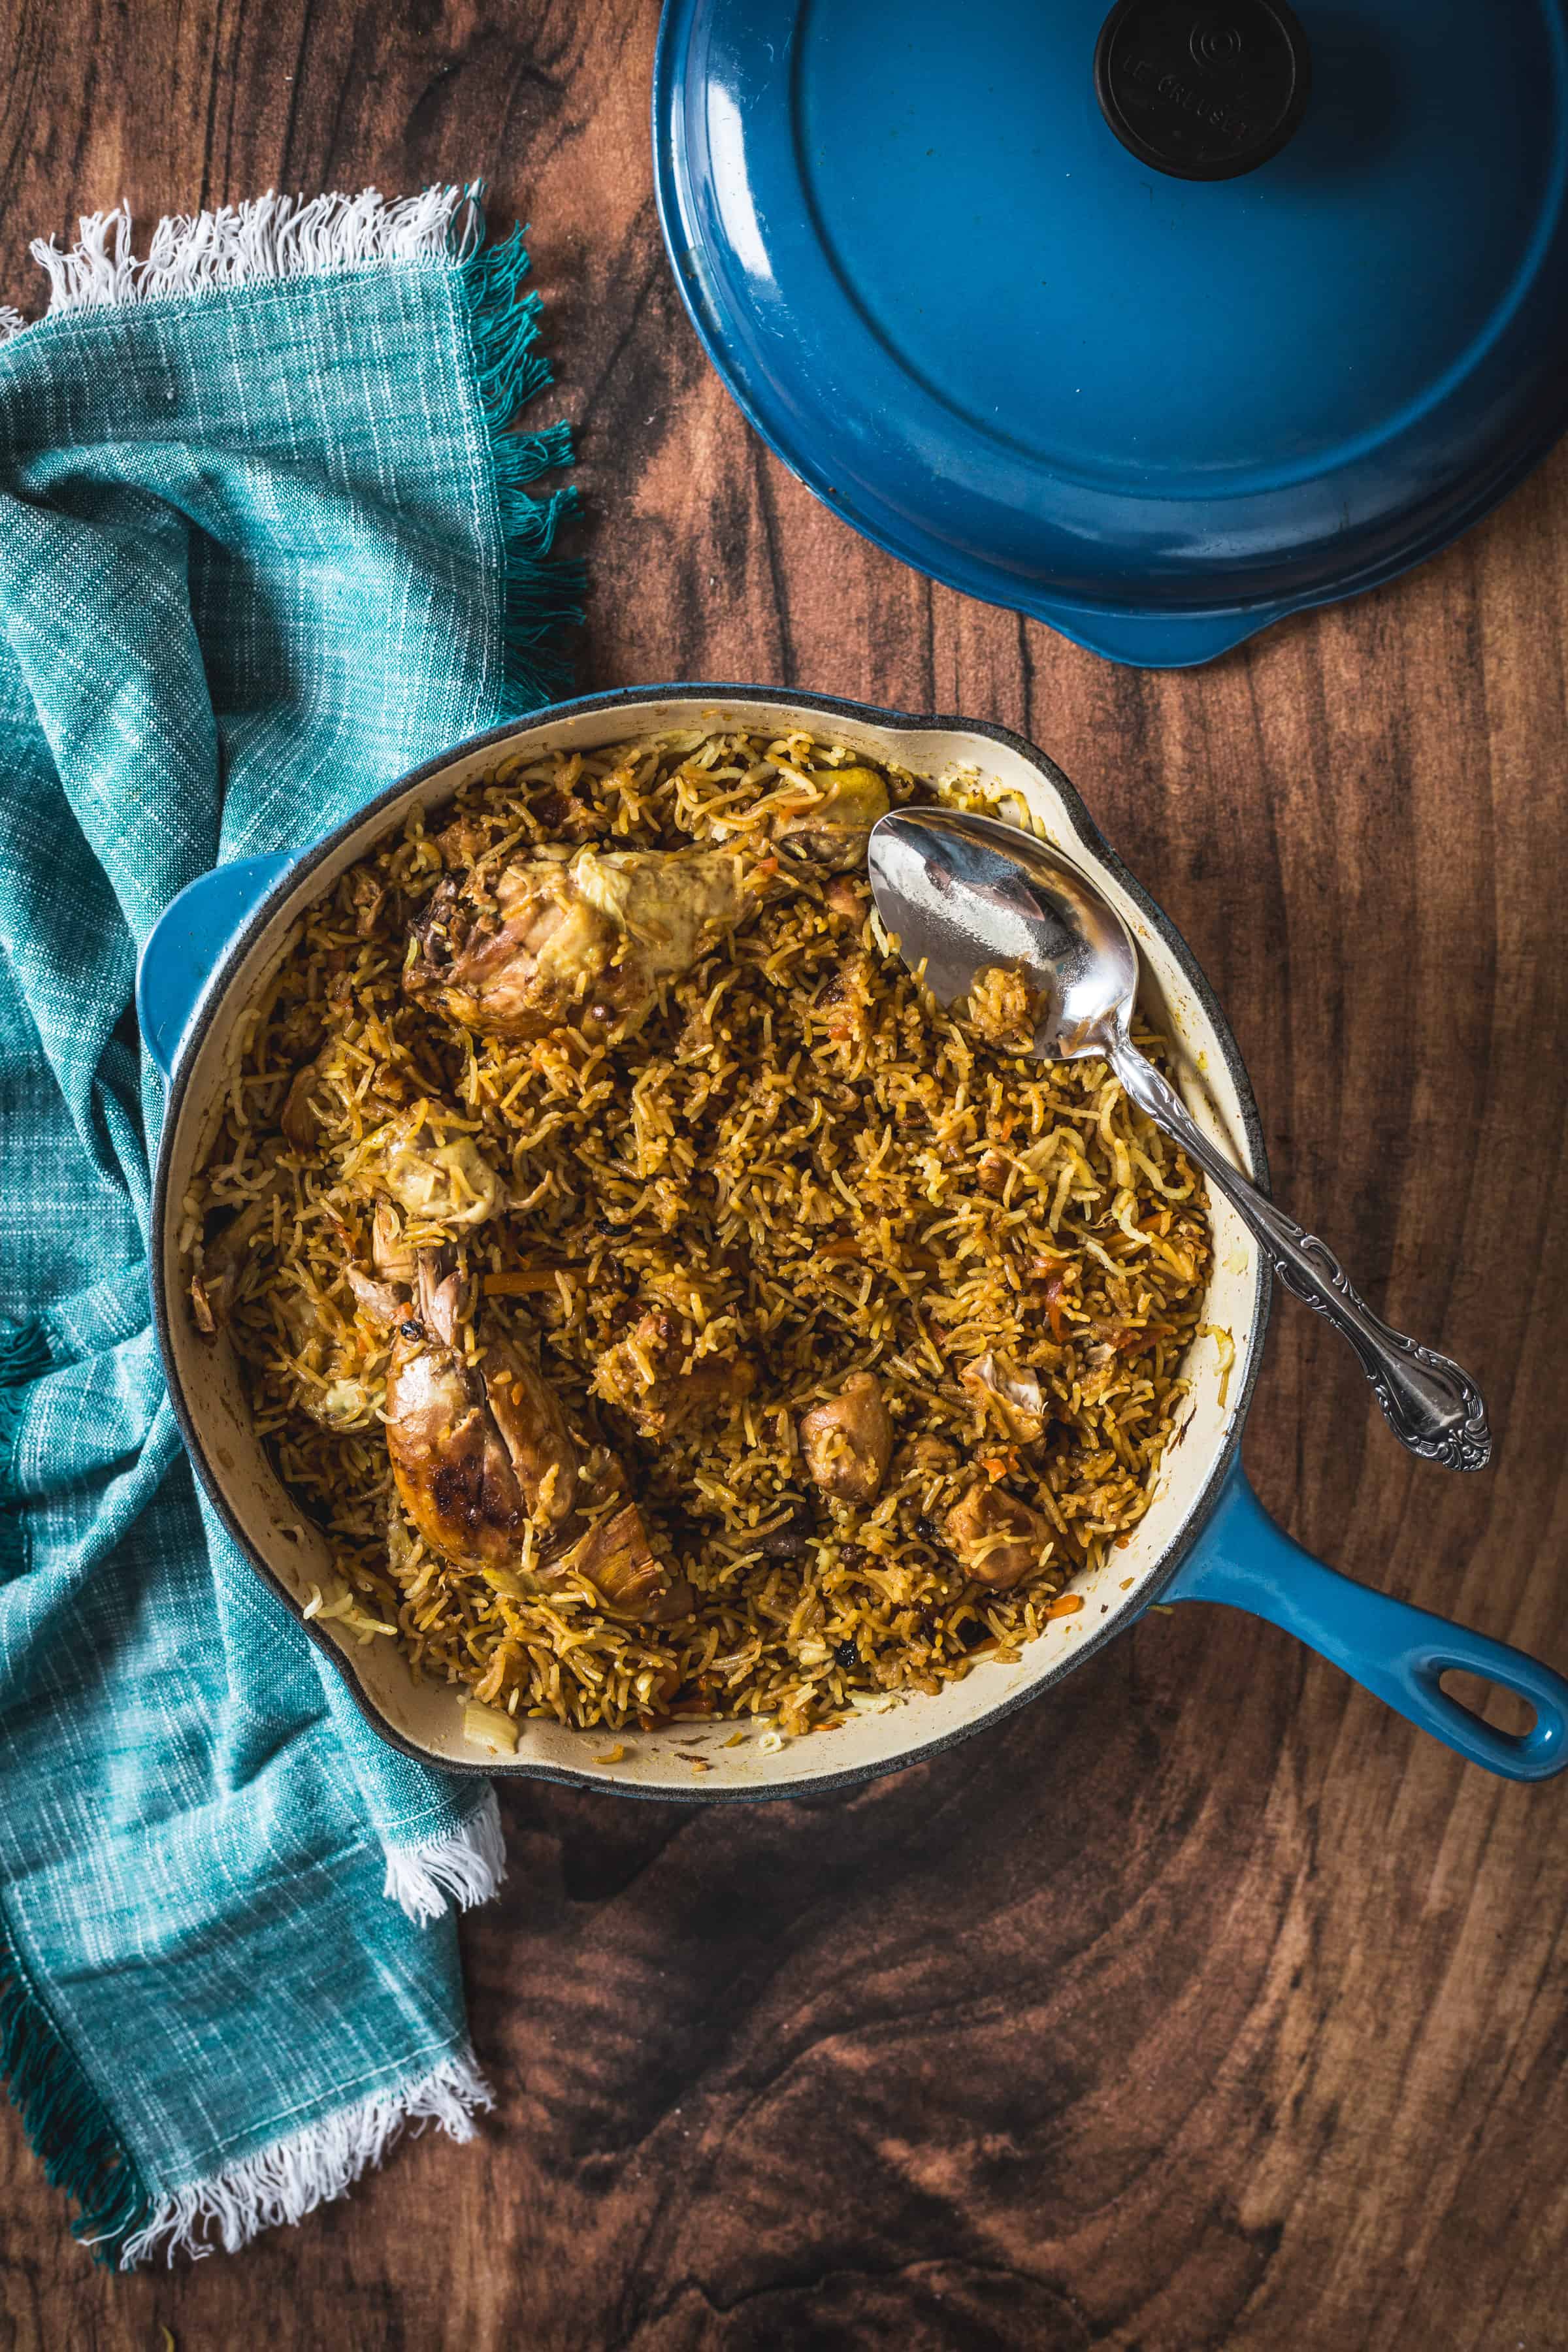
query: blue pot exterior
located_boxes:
[139,855,292,1079]
[142,685,1568,1784]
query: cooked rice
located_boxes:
[184,728,1213,1739]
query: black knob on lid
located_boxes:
[1094,0,1312,181]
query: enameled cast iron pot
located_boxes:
[139,687,1568,1791]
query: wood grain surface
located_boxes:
[3,3,1567,2345]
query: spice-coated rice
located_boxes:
[184,728,1213,1739]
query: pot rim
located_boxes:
[151,682,1273,1798]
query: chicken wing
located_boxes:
[385,1254,579,1569]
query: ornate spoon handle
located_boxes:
[1109,1039,1492,1473]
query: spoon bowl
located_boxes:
[865,806,1137,1060]
[868,804,1492,1473]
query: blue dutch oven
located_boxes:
[654,0,1568,666]
[140,689,1568,1790]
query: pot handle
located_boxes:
[1165,1462,1568,1780]
[137,853,293,1079]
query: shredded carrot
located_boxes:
[484,1267,579,1295]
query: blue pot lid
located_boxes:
[654,0,1568,666]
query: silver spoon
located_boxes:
[866,806,1491,1473]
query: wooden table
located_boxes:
[3,4,1566,2345]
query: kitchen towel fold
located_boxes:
[0,183,580,2264]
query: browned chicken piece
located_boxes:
[483,1332,581,1531]
[824,875,866,923]
[354,1107,505,1230]
[279,1057,327,1151]
[405,844,745,1043]
[975,1147,1010,1198]
[799,1371,894,1505]
[903,1432,961,1480]
[384,1284,689,1625]
[774,764,890,868]
[964,964,1042,1053]
[344,1262,408,1331]
[815,950,877,1047]
[385,1256,579,1571]
[592,1309,757,1438]
[557,1503,693,1623]
[960,1352,1048,1445]
[943,1482,1051,1590]
[436,813,494,870]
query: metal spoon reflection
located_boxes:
[867,806,1490,1473]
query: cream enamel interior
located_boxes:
[157,696,1266,1794]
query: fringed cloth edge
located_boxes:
[117,2047,493,2269]
[1,180,586,701]
[0,1792,506,2264]
[0,180,544,2264]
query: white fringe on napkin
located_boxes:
[12,184,480,323]
[117,1796,505,2262]
[382,1784,508,1924]
[118,2047,493,2268]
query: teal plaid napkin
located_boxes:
[0,186,580,2263]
